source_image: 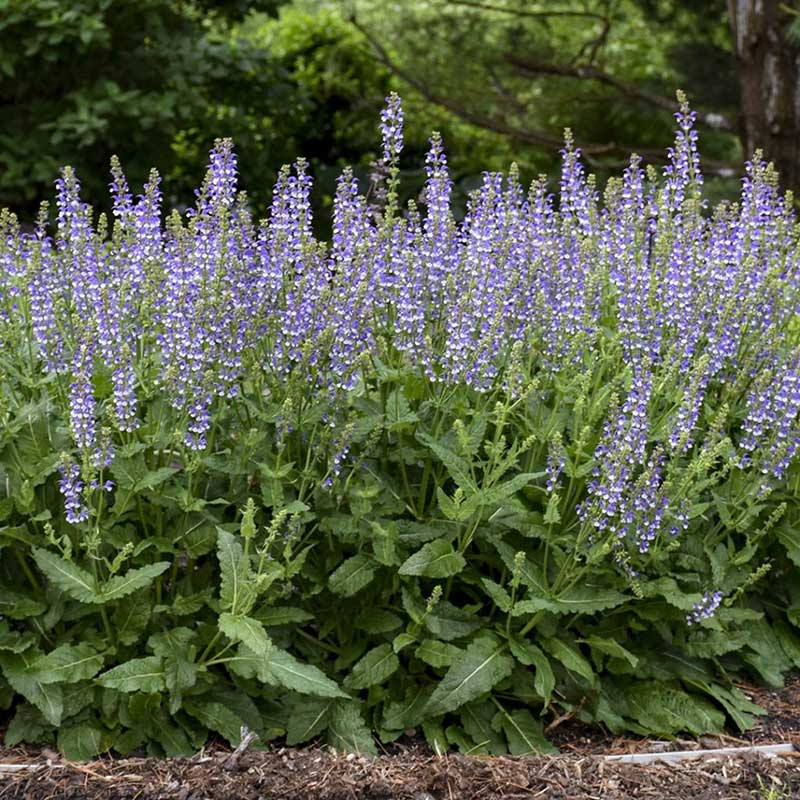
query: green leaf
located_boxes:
[425,634,514,717]
[508,637,555,704]
[777,527,800,567]
[697,681,765,732]
[96,656,165,693]
[481,579,512,613]
[416,431,475,491]
[542,637,597,686]
[57,719,113,761]
[219,612,272,656]
[113,591,152,646]
[460,701,506,755]
[462,472,546,516]
[328,553,377,597]
[0,653,63,725]
[385,387,419,429]
[579,636,639,668]
[32,549,98,603]
[0,621,36,653]
[425,600,484,641]
[261,648,347,698]
[382,684,433,732]
[495,707,557,755]
[327,701,377,756]
[217,528,253,615]
[147,628,197,709]
[543,492,561,524]
[100,562,169,602]
[136,467,178,491]
[286,697,334,745]
[254,605,315,627]
[354,608,402,634]
[415,639,462,669]
[344,644,399,690]
[398,539,466,578]
[34,644,104,684]
[4,703,53,746]
[0,588,46,618]
[626,682,725,736]
[184,700,246,746]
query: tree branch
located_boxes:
[504,55,737,133]
[443,0,607,20]
[350,16,737,177]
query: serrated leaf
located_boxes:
[0,588,47,619]
[254,605,314,627]
[147,628,197,708]
[481,579,512,612]
[101,562,169,602]
[57,719,112,761]
[392,632,417,653]
[425,634,513,717]
[354,608,402,634]
[425,600,484,641]
[113,591,152,646]
[153,716,195,757]
[416,431,475,491]
[460,701,507,755]
[344,644,399,690]
[169,589,213,617]
[0,652,64,725]
[137,467,178,491]
[385,387,419,428]
[327,701,377,756]
[217,528,252,614]
[32,549,98,603]
[626,682,725,735]
[462,472,546,516]
[579,636,639,668]
[34,644,104,684]
[697,681,765,732]
[508,637,555,704]
[286,697,334,745]
[382,684,433,731]
[399,539,466,578]
[261,648,347,698]
[494,541,548,595]
[542,637,597,686]
[496,707,557,755]
[96,656,165,693]
[415,639,462,668]
[4,703,53,746]
[219,612,272,656]
[0,621,36,653]
[328,553,377,597]
[184,700,246,746]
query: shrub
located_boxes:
[0,93,799,760]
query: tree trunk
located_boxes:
[728,0,800,193]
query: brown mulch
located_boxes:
[1,675,799,799]
[1,746,799,800]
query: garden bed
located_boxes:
[2,676,799,799]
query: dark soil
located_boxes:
[1,676,799,799]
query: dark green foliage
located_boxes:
[0,363,797,758]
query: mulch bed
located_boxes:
[2,675,800,799]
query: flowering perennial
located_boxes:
[0,95,799,758]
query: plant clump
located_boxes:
[0,93,799,760]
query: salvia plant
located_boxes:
[1,92,800,760]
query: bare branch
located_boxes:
[443,0,607,20]
[350,16,738,178]
[505,55,737,132]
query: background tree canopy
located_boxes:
[1,0,798,222]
